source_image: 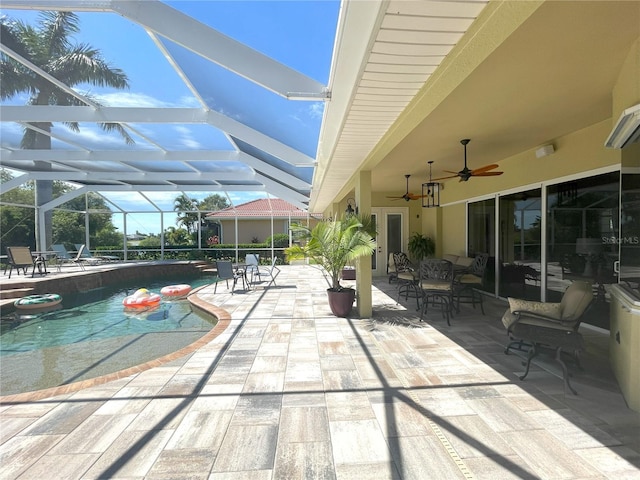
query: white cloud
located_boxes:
[95,91,200,109]
[308,102,324,119]
[173,125,202,149]
[95,91,171,108]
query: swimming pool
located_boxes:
[0,276,217,396]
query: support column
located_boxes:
[355,171,373,318]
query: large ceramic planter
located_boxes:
[327,288,356,317]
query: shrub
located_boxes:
[266,233,290,248]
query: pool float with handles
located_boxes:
[14,293,62,310]
[123,288,161,309]
[160,284,192,297]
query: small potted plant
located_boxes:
[286,215,376,316]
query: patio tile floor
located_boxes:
[1,264,639,479]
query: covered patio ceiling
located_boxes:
[312,1,640,211]
[0,0,334,212]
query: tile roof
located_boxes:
[206,198,315,218]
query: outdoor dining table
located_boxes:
[232,263,251,290]
[31,251,57,275]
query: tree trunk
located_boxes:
[33,124,53,251]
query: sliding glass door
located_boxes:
[498,188,542,301]
[467,199,495,294]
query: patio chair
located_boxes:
[502,280,594,394]
[51,244,87,271]
[253,257,280,287]
[244,253,260,283]
[394,252,420,309]
[75,244,119,263]
[214,260,246,294]
[419,258,455,324]
[5,246,42,278]
[454,253,489,315]
[387,252,399,283]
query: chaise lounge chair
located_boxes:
[51,244,88,271]
[75,244,119,263]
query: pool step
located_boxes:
[194,262,217,275]
[0,287,36,300]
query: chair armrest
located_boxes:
[510,310,565,324]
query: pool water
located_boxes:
[0,276,217,396]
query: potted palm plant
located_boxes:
[285,215,376,316]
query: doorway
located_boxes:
[371,207,409,276]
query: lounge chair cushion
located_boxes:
[508,298,562,320]
[456,273,482,284]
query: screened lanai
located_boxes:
[0,0,337,254]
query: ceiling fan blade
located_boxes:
[386,196,406,199]
[406,193,425,200]
[471,163,500,174]
[431,174,459,181]
[473,171,504,177]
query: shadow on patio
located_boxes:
[0,264,638,479]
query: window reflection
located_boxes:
[546,172,620,329]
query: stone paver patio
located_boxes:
[1,264,639,479]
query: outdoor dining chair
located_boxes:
[419,258,455,324]
[214,260,247,294]
[454,253,489,315]
[394,252,420,309]
[244,253,260,284]
[253,257,280,287]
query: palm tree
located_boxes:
[173,194,198,235]
[1,11,133,249]
[286,215,376,291]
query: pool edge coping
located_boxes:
[0,292,230,404]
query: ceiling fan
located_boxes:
[433,139,504,182]
[387,174,425,201]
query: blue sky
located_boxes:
[0,1,340,234]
